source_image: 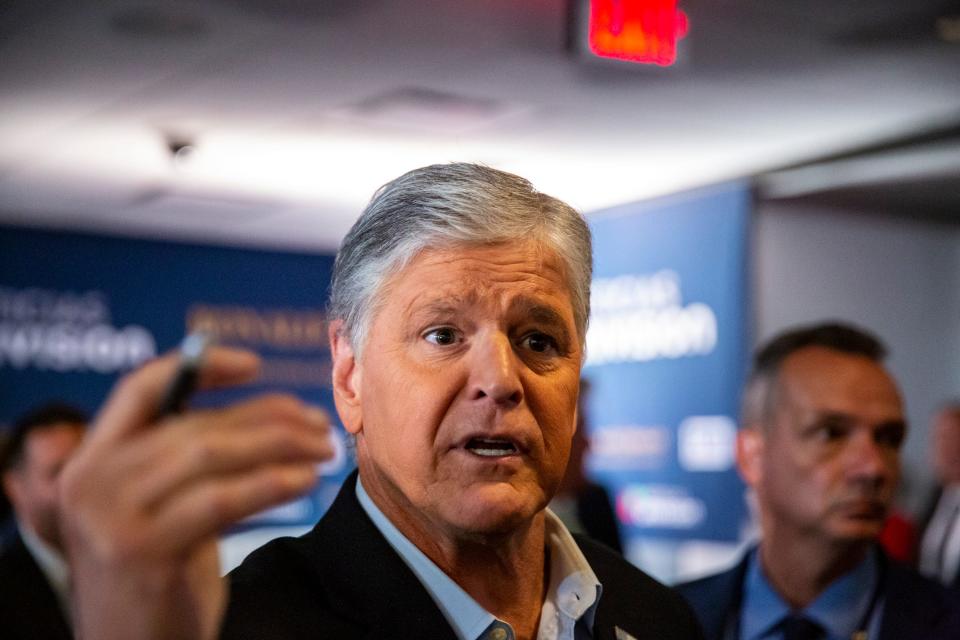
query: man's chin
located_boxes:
[830,517,886,542]
[444,484,544,537]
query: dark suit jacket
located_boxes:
[677,548,960,640]
[223,472,703,639]
[576,481,623,554]
[0,534,72,640]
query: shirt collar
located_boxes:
[17,519,72,616]
[357,478,603,640]
[357,478,495,640]
[542,509,603,632]
[741,546,878,640]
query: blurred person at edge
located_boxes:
[918,402,960,589]
[678,323,960,640]
[0,402,88,640]
[57,163,703,640]
[549,378,623,554]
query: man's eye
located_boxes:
[521,332,557,354]
[812,422,847,442]
[424,327,458,345]
[876,424,906,449]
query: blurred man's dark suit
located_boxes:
[677,548,960,640]
[918,486,960,590]
[0,533,72,640]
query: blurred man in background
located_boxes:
[679,323,960,640]
[0,402,87,640]
[918,402,960,589]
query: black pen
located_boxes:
[154,333,211,419]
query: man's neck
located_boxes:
[757,535,870,609]
[431,520,547,640]
[359,473,548,640]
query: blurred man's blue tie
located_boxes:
[781,614,825,640]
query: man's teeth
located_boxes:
[467,438,517,456]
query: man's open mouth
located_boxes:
[465,437,519,457]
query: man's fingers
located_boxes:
[120,397,334,510]
[92,346,261,445]
[58,343,332,640]
[148,463,319,556]
[193,347,262,389]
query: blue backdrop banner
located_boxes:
[585,182,751,560]
[0,225,347,529]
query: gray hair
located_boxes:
[328,162,592,354]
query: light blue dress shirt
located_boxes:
[356,479,602,640]
[740,548,883,640]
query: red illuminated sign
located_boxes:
[588,0,689,66]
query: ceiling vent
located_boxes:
[110,6,209,39]
[329,87,528,135]
[227,0,372,21]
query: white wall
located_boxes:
[753,203,960,514]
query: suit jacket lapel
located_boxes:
[878,560,952,640]
[699,555,748,640]
[2,536,73,640]
[305,471,459,640]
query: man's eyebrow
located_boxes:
[404,293,475,320]
[510,298,572,339]
[877,419,908,432]
[813,411,856,423]
[809,412,908,432]
[798,411,855,431]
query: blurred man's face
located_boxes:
[335,241,582,544]
[739,347,906,546]
[3,423,85,550]
[932,409,960,484]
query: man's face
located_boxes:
[334,241,582,543]
[3,422,85,549]
[738,346,906,546]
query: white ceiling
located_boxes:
[1,0,959,251]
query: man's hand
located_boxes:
[59,346,334,640]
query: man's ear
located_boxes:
[2,469,24,513]
[736,426,764,488]
[329,320,363,435]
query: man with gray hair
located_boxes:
[60,163,702,640]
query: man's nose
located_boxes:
[468,331,523,406]
[847,431,896,488]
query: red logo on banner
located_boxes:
[588,0,689,66]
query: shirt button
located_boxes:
[491,627,508,640]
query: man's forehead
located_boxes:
[776,346,903,414]
[400,287,574,326]
[26,422,85,451]
[399,242,565,277]
[387,245,575,313]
